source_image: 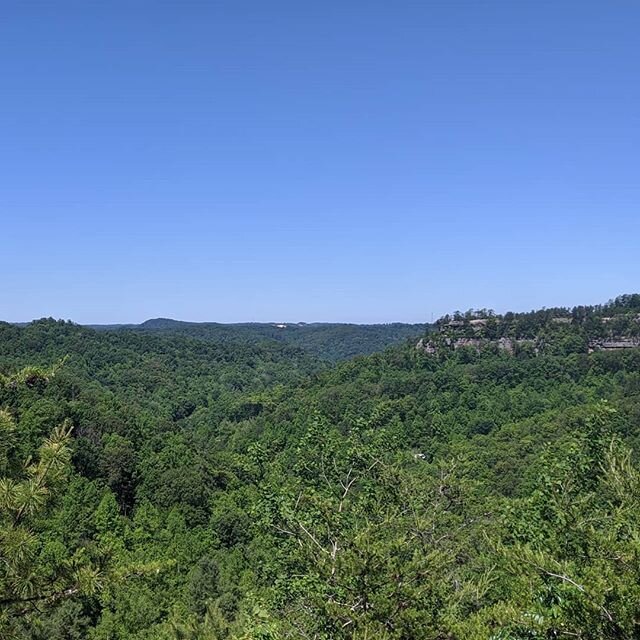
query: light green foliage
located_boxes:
[254,418,484,638]
[0,371,102,636]
[0,296,640,638]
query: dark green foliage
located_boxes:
[1,297,640,638]
[89,318,429,362]
[0,371,104,637]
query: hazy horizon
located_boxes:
[5,289,635,326]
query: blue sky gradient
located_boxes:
[2,1,639,323]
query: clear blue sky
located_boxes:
[1,1,638,323]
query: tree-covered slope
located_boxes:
[88,319,429,362]
[1,295,640,639]
[0,318,323,412]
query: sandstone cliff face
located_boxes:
[588,337,640,352]
[417,334,640,356]
[416,336,537,355]
[417,306,640,357]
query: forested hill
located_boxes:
[87,319,429,362]
[2,295,640,639]
[0,319,323,420]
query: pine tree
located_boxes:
[0,368,102,635]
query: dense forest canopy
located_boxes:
[1,295,640,638]
[86,319,430,363]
